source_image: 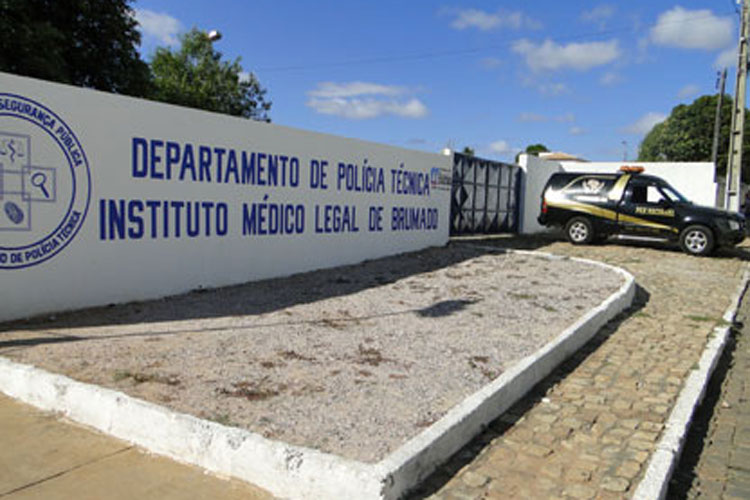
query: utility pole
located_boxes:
[711,68,729,207]
[712,69,727,169]
[726,0,750,211]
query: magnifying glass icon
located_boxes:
[31,172,50,199]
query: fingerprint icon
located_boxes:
[4,201,24,225]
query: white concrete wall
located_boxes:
[518,154,563,234]
[0,72,451,322]
[519,155,717,234]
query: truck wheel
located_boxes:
[565,217,595,245]
[679,225,714,256]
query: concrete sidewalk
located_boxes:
[0,394,270,499]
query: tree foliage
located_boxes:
[461,146,475,156]
[638,94,750,178]
[150,28,271,121]
[0,0,151,96]
[515,143,549,163]
[524,144,549,155]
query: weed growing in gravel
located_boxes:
[684,315,729,328]
[277,350,315,362]
[685,314,715,322]
[468,356,499,380]
[208,413,234,426]
[319,317,349,329]
[111,370,180,386]
[416,416,439,428]
[357,344,386,366]
[112,370,131,382]
[218,378,286,401]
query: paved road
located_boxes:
[667,289,750,499]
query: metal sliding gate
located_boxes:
[450,152,522,236]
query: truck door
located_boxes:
[618,178,677,237]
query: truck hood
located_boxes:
[678,202,745,221]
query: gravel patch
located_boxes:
[0,245,624,463]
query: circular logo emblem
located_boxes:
[0,93,91,269]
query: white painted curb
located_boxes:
[0,250,635,500]
[632,264,750,500]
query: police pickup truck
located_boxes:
[537,167,746,256]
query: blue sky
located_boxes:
[133,1,741,162]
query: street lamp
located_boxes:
[207,30,222,42]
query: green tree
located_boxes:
[0,0,151,97]
[461,146,475,156]
[150,28,271,121]
[515,143,549,163]
[638,95,750,178]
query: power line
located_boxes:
[257,11,736,73]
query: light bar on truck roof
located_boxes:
[619,166,645,173]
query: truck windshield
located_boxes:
[659,183,688,203]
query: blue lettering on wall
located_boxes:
[314,204,359,234]
[242,195,305,236]
[390,163,430,196]
[391,206,438,231]
[180,144,196,181]
[336,159,385,193]
[99,198,229,240]
[125,138,442,243]
[130,138,301,188]
[132,137,147,178]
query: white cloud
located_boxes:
[489,140,513,155]
[580,5,616,28]
[135,9,181,46]
[650,7,733,50]
[447,8,540,31]
[307,81,406,99]
[715,46,737,69]
[537,82,570,96]
[622,112,667,135]
[512,39,621,72]
[600,71,621,86]
[306,82,427,120]
[569,126,586,136]
[519,111,575,123]
[677,84,700,100]
[518,112,548,123]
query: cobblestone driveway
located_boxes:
[411,237,747,500]
[668,289,750,499]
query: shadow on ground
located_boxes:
[408,284,651,499]
[0,234,558,347]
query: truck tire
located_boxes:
[679,225,714,256]
[565,216,595,245]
